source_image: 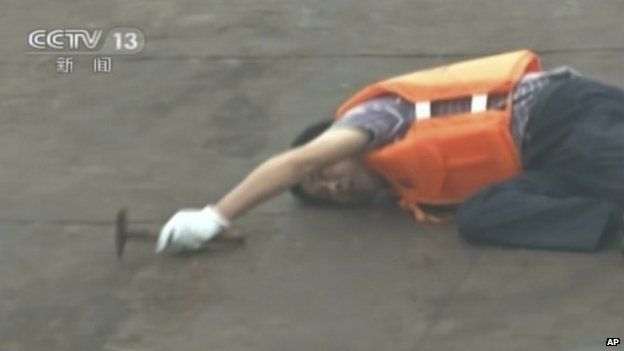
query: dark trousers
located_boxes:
[457,77,624,251]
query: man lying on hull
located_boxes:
[156,50,624,253]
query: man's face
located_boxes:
[299,157,384,205]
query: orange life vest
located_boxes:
[335,50,541,222]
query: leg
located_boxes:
[457,171,623,251]
[524,77,624,207]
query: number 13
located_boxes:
[113,32,139,51]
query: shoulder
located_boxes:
[332,94,415,149]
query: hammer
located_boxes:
[114,208,245,260]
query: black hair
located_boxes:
[289,119,335,205]
[289,119,334,149]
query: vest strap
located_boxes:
[399,200,455,224]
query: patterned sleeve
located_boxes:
[330,95,415,149]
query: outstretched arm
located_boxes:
[215,127,369,220]
[156,127,369,253]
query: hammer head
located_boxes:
[115,208,128,260]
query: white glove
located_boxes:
[155,206,230,253]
